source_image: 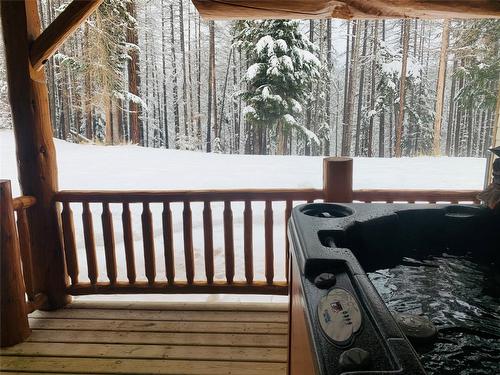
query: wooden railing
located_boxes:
[12,196,49,314]
[54,186,481,297]
[1,180,47,346]
[54,189,323,296]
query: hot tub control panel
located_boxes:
[318,288,362,346]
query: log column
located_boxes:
[1,180,31,347]
[323,157,353,203]
[1,1,70,308]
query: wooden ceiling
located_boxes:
[191,0,500,20]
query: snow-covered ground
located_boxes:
[0,130,487,303]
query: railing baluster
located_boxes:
[203,201,214,284]
[82,202,98,285]
[265,200,274,285]
[141,202,156,284]
[243,200,253,284]
[223,201,235,284]
[285,199,292,282]
[61,202,78,285]
[16,209,35,300]
[122,203,136,284]
[101,202,117,284]
[162,202,175,284]
[183,201,194,284]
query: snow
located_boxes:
[256,35,275,56]
[293,47,321,67]
[0,130,487,303]
[245,63,262,80]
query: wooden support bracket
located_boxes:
[30,0,104,71]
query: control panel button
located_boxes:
[339,347,371,371]
[317,288,362,346]
[314,273,336,289]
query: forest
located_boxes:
[0,0,498,158]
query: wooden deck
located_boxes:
[0,300,288,375]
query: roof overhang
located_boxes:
[192,0,500,20]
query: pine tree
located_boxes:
[235,20,322,155]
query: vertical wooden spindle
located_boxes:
[141,202,156,284]
[264,200,274,285]
[1,180,30,347]
[183,201,195,284]
[82,202,98,285]
[101,202,117,284]
[203,201,214,284]
[243,200,253,284]
[121,203,136,283]
[223,201,235,284]
[162,202,175,284]
[285,200,292,282]
[16,209,35,300]
[61,202,78,285]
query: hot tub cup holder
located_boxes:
[444,205,483,219]
[300,203,355,219]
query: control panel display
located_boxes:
[317,288,362,346]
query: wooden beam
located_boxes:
[1,1,70,308]
[192,0,500,20]
[30,0,104,71]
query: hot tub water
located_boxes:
[368,255,500,374]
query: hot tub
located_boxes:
[287,203,499,375]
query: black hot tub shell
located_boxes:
[287,203,500,375]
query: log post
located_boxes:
[323,157,353,202]
[1,180,31,347]
[1,1,70,308]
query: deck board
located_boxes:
[0,301,288,375]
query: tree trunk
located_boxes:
[341,20,360,156]
[433,19,450,155]
[324,18,332,156]
[445,59,458,155]
[161,0,169,147]
[206,21,215,152]
[179,0,189,138]
[170,2,180,147]
[197,14,202,142]
[355,21,368,156]
[368,21,378,157]
[305,20,315,156]
[126,0,141,145]
[395,19,410,157]
[378,20,386,157]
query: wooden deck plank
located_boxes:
[64,300,288,312]
[29,318,287,334]
[0,356,287,375]
[30,308,287,323]
[0,342,287,362]
[26,329,287,347]
[2,301,288,375]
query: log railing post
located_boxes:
[1,1,70,308]
[1,180,31,347]
[323,157,353,203]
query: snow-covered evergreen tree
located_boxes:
[234,20,321,155]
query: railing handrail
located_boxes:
[12,195,37,210]
[353,188,481,203]
[55,188,324,202]
[55,188,481,204]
